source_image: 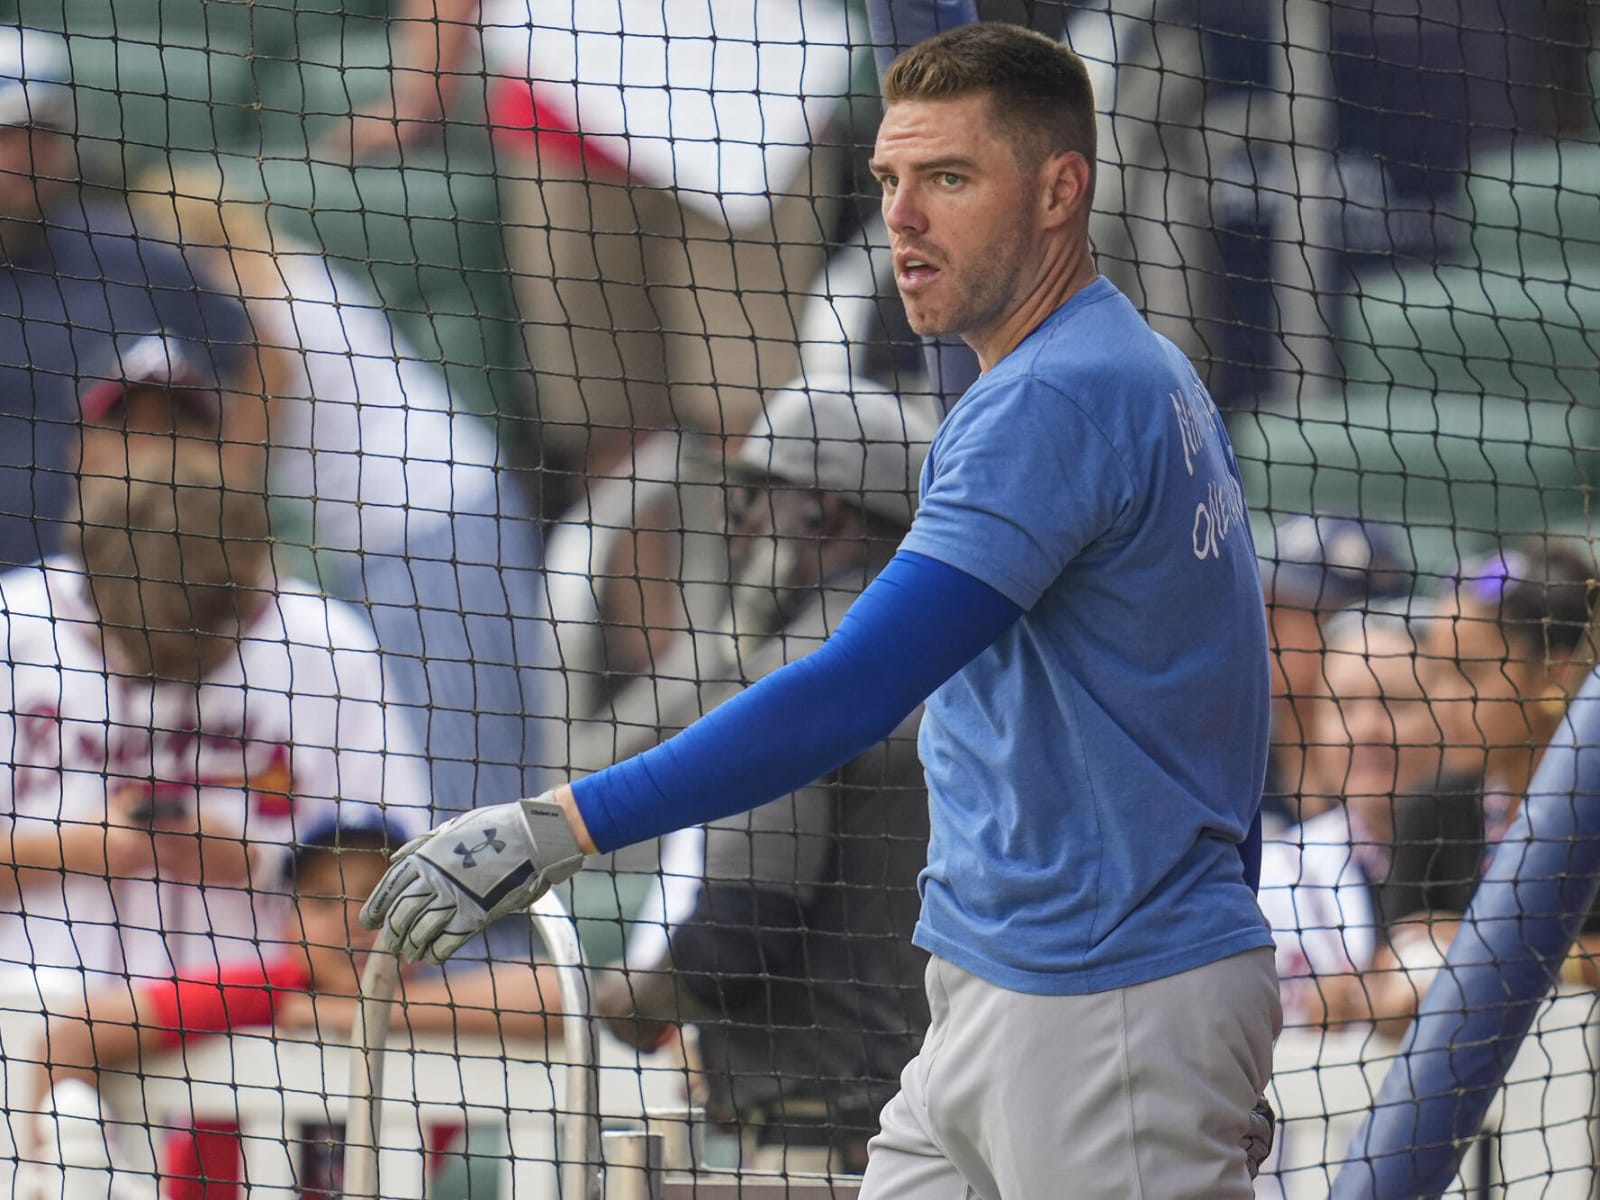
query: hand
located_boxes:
[359,794,587,965]
[104,785,253,887]
[96,788,200,881]
[318,79,446,163]
[1243,1096,1275,1178]
[594,967,680,1052]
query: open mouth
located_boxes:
[896,255,941,292]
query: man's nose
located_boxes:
[883,184,927,235]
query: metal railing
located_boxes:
[531,887,603,1200]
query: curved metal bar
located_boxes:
[342,949,401,1199]
[532,887,603,1200]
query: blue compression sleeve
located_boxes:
[573,550,1023,854]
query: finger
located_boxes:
[372,885,434,962]
[359,859,420,929]
[400,903,456,965]
[426,925,474,967]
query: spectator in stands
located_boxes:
[1274,545,1600,1037]
[543,428,737,754]
[0,323,430,992]
[0,27,249,568]
[129,169,558,814]
[587,380,936,1173]
[345,0,852,496]
[1364,542,1600,1008]
[1258,610,1479,1033]
[24,810,562,1200]
[1258,514,1410,827]
[1423,543,1599,844]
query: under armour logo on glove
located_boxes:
[360,794,588,965]
[455,830,507,868]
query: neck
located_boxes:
[965,232,1098,371]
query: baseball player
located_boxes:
[366,23,1277,1197]
[0,326,429,992]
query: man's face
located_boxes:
[871,93,1040,343]
[1267,603,1326,724]
[78,384,217,490]
[0,123,70,225]
[1423,592,1549,762]
[1317,629,1441,811]
[293,849,390,991]
[75,384,270,680]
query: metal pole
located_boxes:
[532,888,603,1200]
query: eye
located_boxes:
[939,172,962,187]
[878,174,898,192]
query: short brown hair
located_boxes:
[882,23,1097,181]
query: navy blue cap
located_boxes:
[291,808,413,874]
[1261,515,1410,611]
[79,334,232,427]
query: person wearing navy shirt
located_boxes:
[0,27,245,569]
[365,22,1278,1199]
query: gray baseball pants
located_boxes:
[862,947,1280,1200]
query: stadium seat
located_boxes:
[1339,264,1600,402]
[1,0,281,178]
[559,871,662,968]
[252,23,397,150]
[1335,137,1600,407]
[1229,386,1600,577]
[1460,138,1600,271]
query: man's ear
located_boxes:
[1040,150,1092,230]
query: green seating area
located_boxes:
[1229,386,1600,579]
[556,871,665,968]
[1,0,525,421]
[1249,136,1600,574]
[1339,137,1600,407]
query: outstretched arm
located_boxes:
[567,550,1021,854]
[363,551,1023,962]
[332,0,480,159]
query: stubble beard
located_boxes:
[900,224,1032,344]
[74,454,269,683]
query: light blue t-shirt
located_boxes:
[899,276,1274,995]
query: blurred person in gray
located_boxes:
[1258,514,1410,828]
[586,379,936,1172]
[0,27,246,569]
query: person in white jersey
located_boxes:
[0,320,428,993]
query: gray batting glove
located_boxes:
[1243,1096,1276,1179]
[359,795,587,965]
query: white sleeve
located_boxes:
[293,599,434,836]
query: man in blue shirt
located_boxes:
[365,22,1278,1197]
